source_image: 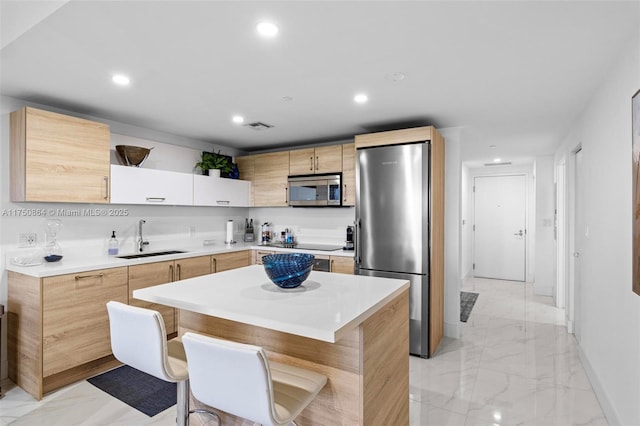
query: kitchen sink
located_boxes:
[117,250,187,259]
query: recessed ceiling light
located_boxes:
[256,22,278,37]
[493,158,502,163]
[112,74,130,86]
[232,115,244,124]
[354,94,368,104]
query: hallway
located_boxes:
[409,277,607,425]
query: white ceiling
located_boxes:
[1,1,638,163]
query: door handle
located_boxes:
[514,230,523,237]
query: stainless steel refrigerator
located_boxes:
[355,142,431,357]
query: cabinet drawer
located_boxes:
[330,256,354,274]
[253,250,275,265]
[212,250,251,272]
[42,267,128,377]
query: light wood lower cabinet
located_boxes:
[212,250,251,273]
[8,267,128,399]
[252,249,276,265]
[330,256,354,274]
[128,256,212,334]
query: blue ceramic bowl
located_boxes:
[263,253,314,289]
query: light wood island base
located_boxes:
[178,288,409,426]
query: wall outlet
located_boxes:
[18,232,37,248]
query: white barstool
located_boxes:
[106,301,220,426]
[182,332,328,426]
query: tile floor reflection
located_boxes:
[410,277,608,426]
[1,277,607,425]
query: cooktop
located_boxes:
[266,243,344,251]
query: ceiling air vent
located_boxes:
[484,161,512,167]
[243,121,274,131]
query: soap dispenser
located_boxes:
[108,231,119,256]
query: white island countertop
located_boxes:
[133,264,409,343]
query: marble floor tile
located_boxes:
[0,277,607,425]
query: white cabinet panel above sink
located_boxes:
[110,165,193,205]
[193,175,251,207]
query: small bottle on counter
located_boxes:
[108,231,119,256]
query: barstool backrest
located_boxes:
[182,332,276,425]
[106,301,178,382]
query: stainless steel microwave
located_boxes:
[288,173,341,206]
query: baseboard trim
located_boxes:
[578,345,620,425]
[444,321,460,339]
[534,285,553,296]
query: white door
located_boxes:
[473,175,527,281]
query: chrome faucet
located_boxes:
[138,219,149,252]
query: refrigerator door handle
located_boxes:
[355,218,361,266]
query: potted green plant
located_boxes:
[195,150,233,177]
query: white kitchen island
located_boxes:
[133,264,410,426]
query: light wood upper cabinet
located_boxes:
[253,151,290,207]
[212,250,251,273]
[10,107,111,203]
[289,147,316,175]
[342,143,355,206]
[235,155,255,205]
[289,145,342,175]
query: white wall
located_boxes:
[554,33,640,426]
[534,156,556,296]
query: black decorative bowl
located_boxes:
[44,255,63,262]
[263,253,314,289]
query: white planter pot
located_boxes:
[207,169,221,178]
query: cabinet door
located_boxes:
[128,261,176,334]
[110,165,193,205]
[315,145,342,174]
[212,250,251,273]
[175,256,211,280]
[11,107,110,203]
[193,175,251,207]
[342,143,355,206]
[330,256,354,274]
[235,156,255,206]
[253,152,289,207]
[289,148,315,175]
[42,267,128,376]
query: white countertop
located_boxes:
[5,241,354,277]
[134,265,408,343]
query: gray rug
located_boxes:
[87,365,176,417]
[460,291,479,322]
